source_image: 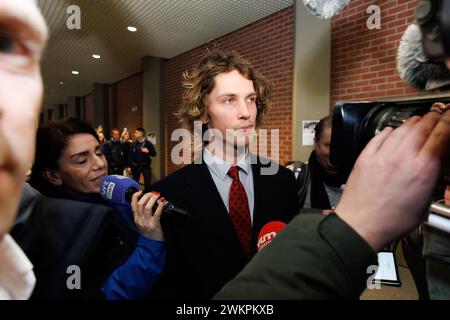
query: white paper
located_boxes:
[302,120,319,146]
[375,252,398,282]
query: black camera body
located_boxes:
[416,0,450,62]
[330,98,450,168]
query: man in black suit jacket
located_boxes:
[150,49,298,299]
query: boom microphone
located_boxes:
[397,23,450,91]
[303,0,351,19]
[100,175,190,218]
[257,221,286,252]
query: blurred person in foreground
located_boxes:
[0,0,48,299]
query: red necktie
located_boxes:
[228,166,252,258]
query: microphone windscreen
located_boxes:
[257,221,287,252]
[100,175,141,205]
[303,0,351,19]
[397,24,450,91]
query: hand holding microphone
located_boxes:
[131,190,165,241]
[100,175,190,218]
[100,175,190,241]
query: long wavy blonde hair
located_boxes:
[175,49,272,132]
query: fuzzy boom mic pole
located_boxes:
[303,0,351,19]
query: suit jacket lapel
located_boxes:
[251,159,278,245]
[183,163,244,258]
[252,161,266,236]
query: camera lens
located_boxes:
[330,100,436,168]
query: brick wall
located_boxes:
[331,0,424,107]
[163,6,294,175]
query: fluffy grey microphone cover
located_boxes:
[397,24,450,91]
[303,0,351,19]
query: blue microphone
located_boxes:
[100,175,190,218]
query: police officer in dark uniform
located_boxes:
[102,128,129,175]
[129,127,156,191]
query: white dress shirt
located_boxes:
[203,147,255,223]
[0,234,35,300]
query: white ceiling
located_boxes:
[37,0,294,108]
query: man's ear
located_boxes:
[42,169,62,186]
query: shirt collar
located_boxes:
[203,146,251,181]
[0,234,35,300]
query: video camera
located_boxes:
[329,99,444,168]
[330,0,450,169]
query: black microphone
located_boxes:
[100,175,190,218]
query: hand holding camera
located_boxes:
[335,109,450,250]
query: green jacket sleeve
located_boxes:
[214,213,377,299]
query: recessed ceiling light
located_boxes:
[72,71,79,75]
[127,26,137,32]
[92,54,101,59]
[59,81,63,85]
